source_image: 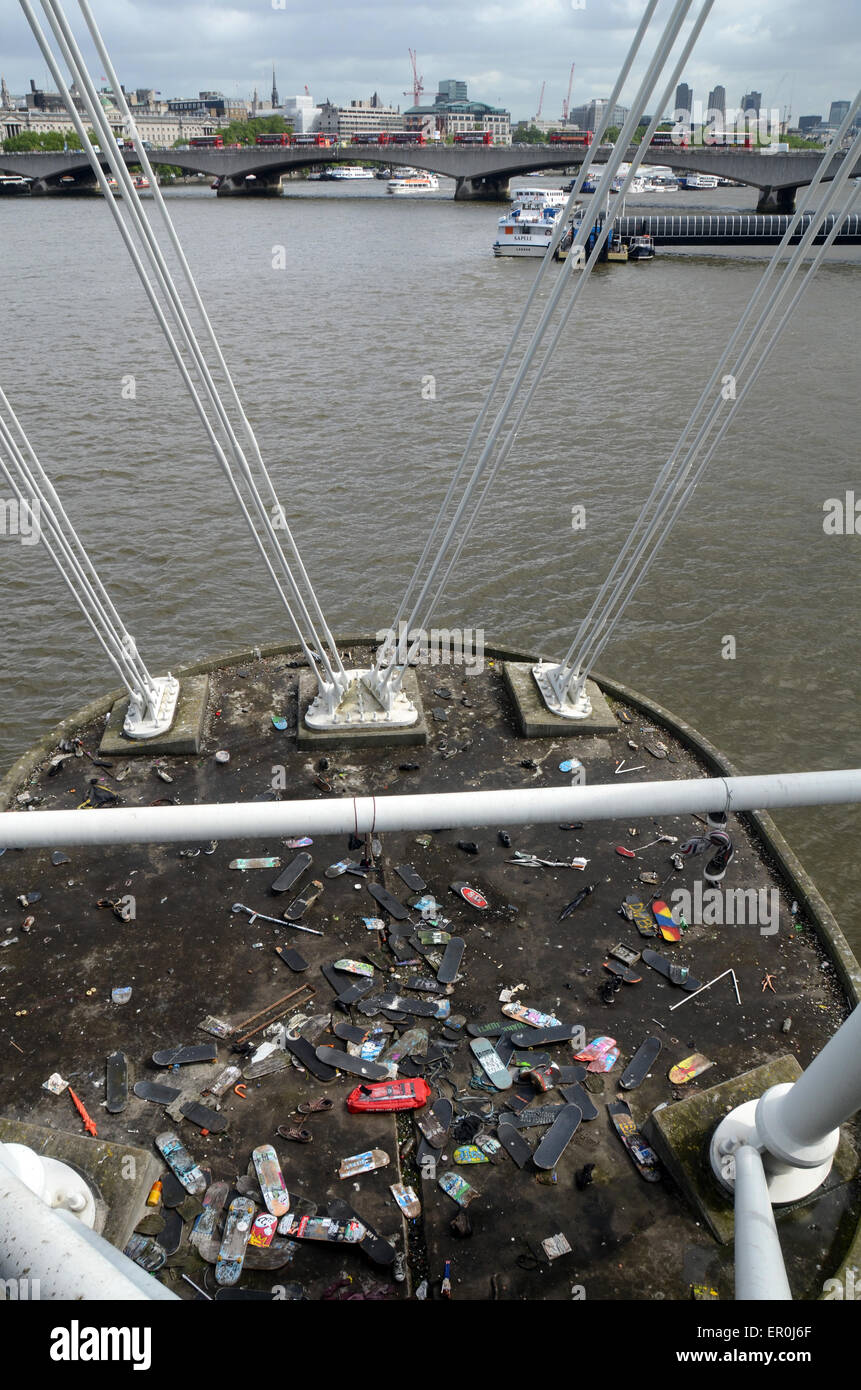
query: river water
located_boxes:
[1,178,859,949]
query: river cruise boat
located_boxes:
[386,173,440,194]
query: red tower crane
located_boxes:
[562,63,575,121]
[404,50,424,107]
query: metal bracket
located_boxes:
[531,662,593,720]
[123,674,180,740]
[304,669,419,730]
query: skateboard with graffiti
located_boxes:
[652,899,681,943]
[416,1097,454,1169]
[438,1170,478,1207]
[327,1197,396,1267]
[278,1213,365,1243]
[215,1196,256,1284]
[668,1053,713,1085]
[470,1037,513,1090]
[501,1003,564,1030]
[252,1144,290,1217]
[155,1131,207,1195]
[249,1213,278,1247]
[391,1183,421,1218]
[338,1149,390,1179]
[608,1101,661,1182]
[191,1181,230,1252]
[624,896,659,938]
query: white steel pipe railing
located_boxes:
[733,1145,794,1301]
[756,1003,861,1169]
[0,1149,178,1300]
[0,769,860,849]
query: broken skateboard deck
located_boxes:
[470,1037,513,1090]
[332,958,375,978]
[274,945,308,973]
[270,852,312,894]
[436,936,465,985]
[438,1171,477,1207]
[382,1027,428,1064]
[367,883,410,921]
[338,1149,390,1180]
[391,1183,421,1218]
[253,1144,290,1217]
[625,897,659,938]
[152,1043,217,1068]
[620,1036,663,1090]
[668,1053,714,1085]
[327,1197,396,1267]
[155,1131,207,1196]
[532,1104,582,1169]
[191,1181,230,1250]
[216,1196,256,1284]
[641,949,700,990]
[105,1050,128,1114]
[416,1097,454,1167]
[249,1213,278,1247]
[608,1101,661,1182]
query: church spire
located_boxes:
[271,64,279,109]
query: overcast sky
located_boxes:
[3,0,857,122]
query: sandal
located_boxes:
[276,1124,313,1144]
[296,1097,333,1115]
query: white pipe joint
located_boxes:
[733,1144,793,1301]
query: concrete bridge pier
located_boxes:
[756,184,798,214]
[454,174,510,202]
[216,172,283,197]
[29,173,99,195]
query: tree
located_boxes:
[214,115,293,145]
[2,129,84,152]
[513,123,548,143]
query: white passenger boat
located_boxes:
[679,173,720,189]
[493,202,565,257]
[328,165,375,180]
[386,173,440,194]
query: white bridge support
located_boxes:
[1,768,859,849]
[0,1146,178,1300]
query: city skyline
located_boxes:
[2,0,857,123]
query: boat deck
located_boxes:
[0,641,857,1301]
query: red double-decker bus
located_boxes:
[386,132,426,145]
[290,133,335,146]
[189,135,223,147]
[453,131,493,145]
[255,133,290,146]
[549,130,593,146]
[351,133,386,145]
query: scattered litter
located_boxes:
[42,1073,69,1095]
[391,1183,421,1218]
[198,1016,232,1038]
[542,1233,572,1260]
[51,851,70,866]
[214,750,230,764]
[111,986,132,1005]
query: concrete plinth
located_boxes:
[296,668,428,749]
[646,1055,859,1244]
[756,184,797,214]
[0,1119,160,1250]
[99,674,210,757]
[502,662,618,736]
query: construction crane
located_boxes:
[562,62,575,121]
[304,84,311,97]
[536,80,545,122]
[404,50,424,107]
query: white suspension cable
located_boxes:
[381,0,716,694]
[378,0,663,660]
[574,173,861,686]
[22,0,344,704]
[557,95,861,691]
[75,0,346,692]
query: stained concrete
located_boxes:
[99,675,210,758]
[296,667,428,750]
[503,664,618,737]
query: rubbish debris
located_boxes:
[391,1183,421,1218]
[338,1149,390,1180]
[438,1171,477,1207]
[42,1073,69,1095]
[111,986,132,1005]
[542,1233,572,1260]
[68,1087,97,1137]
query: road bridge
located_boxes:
[0,144,857,211]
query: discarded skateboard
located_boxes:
[603,959,643,984]
[155,1131,207,1196]
[405,974,446,994]
[668,1053,714,1085]
[252,1144,290,1217]
[391,1183,421,1218]
[180,1100,228,1133]
[123,1235,165,1273]
[105,1050,128,1113]
[270,852,312,894]
[283,1034,337,1081]
[230,857,281,870]
[510,1023,582,1047]
[416,1098,454,1169]
[510,1104,567,1128]
[608,1101,661,1182]
[395,864,427,892]
[332,958,375,978]
[624,897,659,938]
[367,883,410,921]
[338,1149,390,1180]
[216,1196,257,1284]
[501,1003,563,1030]
[191,1182,230,1250]
[574,1036,617,1064]
[315,1047,394,1081]
[469,1037,513,1090]
[497,1122,534,1169]
[375,992,449,1020]
[346,1078,431,1114]
[436,937,465,985]
[283,880,323,922]
[641,949,700,991]
[327,1197,396,1267]
[415,927,451,946]
[438,1171,477,1207]
[249,1213,278,1247]
[279,1214,363,1243]
[416,1107,448,1149]
[383,1028,428,1063]
[274,945,308,973]
[152,1043,217,1068]
[133,1080,182,1106]
[532,1104,582,1170]
[450,882,488,910]
[559,1082,599,1120]
[620,1037,663,1090]
[468,1020,528,1040]
[652,899,681,943]
[454,1145,489,1165]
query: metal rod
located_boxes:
[2,769,861,850]
[234,984,315,1035]
[668,968,739,1011]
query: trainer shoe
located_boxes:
[704,834,734,883]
